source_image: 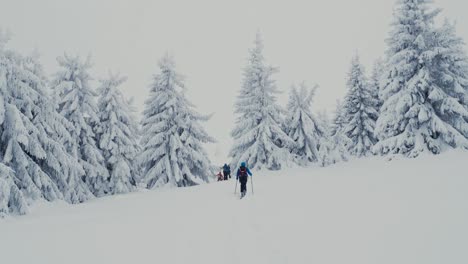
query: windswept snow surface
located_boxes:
[1,151,468,264]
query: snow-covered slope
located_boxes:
[1,151,467,264]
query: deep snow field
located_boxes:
[1,151,467,264]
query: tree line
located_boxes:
[0,0,467,217]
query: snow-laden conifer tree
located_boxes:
[24,54,92,203]
[285,83,323,165]
[53,54,108,196]
[230,32,293,170]
[0,35,91,213]
[0,33,29,215]
[375,0,468,157]
[139,54,214,188]
[342,55,378,157]
[97,73,139,194]
[0,39,58,204]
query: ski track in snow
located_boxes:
[1,151,468,264]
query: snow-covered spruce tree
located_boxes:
[97,73,140,194]
[342,55,378,157]
[285,83,323,165]
[139,54,214,188]
[53,54,108,196]
[375,0,468,157]
[24,53,92,203]
[230,33,293,170]
[0,35,91,214]
[0,34,28,216]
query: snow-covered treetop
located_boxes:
[248,31,266,67]
[287,82,317,113]
[346,54,367,94]
[54,53,94,93]
[235,32,281,120]
[53,53,98,120]
[97,71,133,130]
[148,54,175,100]
[384,0,440,95]
[97,71,138,141]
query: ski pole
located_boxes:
[251,175,254,195]
[234,178,238,194]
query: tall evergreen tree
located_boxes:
[53,54,108,196]
[342,55,378,157]
[25,53,91,203]
[0,36,91,216]
[0,34,28,216]
[139,54,214,188]
[230,32,293,170]
[0,49,59,203]
[97,73,140,194]
[375,0,468,157]
[286,83,323,165]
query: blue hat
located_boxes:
[241,162,246,167]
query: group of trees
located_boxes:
[0,30,214,216]
[230,0,468,169]
[1,0,467,217]
[229,32,348,170]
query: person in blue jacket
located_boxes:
[236,162,252,197]
[222,164,231,180]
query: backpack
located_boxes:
[239,166,248,177]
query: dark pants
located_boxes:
[223,171,231,180]
[239,175,248,193]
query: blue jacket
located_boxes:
[236,166,252,179]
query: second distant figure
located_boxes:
[223,163,231,180]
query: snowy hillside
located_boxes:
[1,151,467,264]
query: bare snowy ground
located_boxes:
[1,151,467,264]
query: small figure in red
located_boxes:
[216,171,224,181]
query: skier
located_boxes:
[216,171,224,181]
[223,164,231,180]
[236,162,252,198]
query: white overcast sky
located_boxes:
[1,0,467,161]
